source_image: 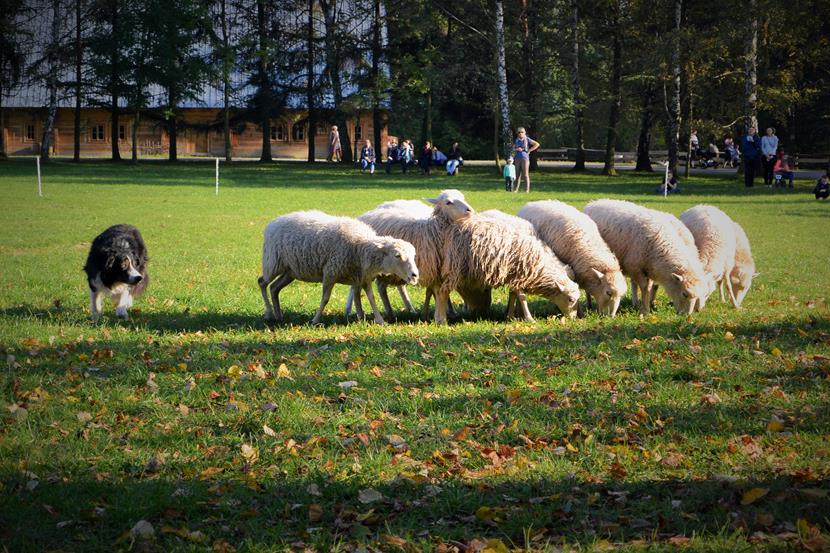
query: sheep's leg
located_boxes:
[650,284,658,309]
[377,281,395,320]
[353,286,366,319]
[259,275,276,321]
[725,275,740,309]
[517,291,535,322]
[269,274,294,322]
[434,287,450,325]
[398,285,416,313]
[310,279,335,325]
[363,283,386,324]
[632,275,652,315]
[585,291,593,310]
[90,289,104,322]
[630,278,639,308]
[719,279,725,303]
[506,290,517,319]
[421,288,434,320]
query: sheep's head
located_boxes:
[379,239,419,285]
[541,279,580,319]
[667,271,710,315]
[590,267,627,317]
[730,268,757,307]
[425,189,474,221]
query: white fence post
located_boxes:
[36,155,42,197]
[215,158,219,195]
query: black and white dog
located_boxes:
[84,224,149,321]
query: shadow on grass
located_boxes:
[1,470,827,551]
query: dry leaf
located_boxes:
[358,488,384,504]
[741,487,769,505]
[276,363,292,379]
[724,331,735,342]
[308,503,323,522]
[263,424,277,437]
[240,444,259,464]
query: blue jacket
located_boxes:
[742,134,761,160]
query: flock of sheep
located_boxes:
[258,190,756,324]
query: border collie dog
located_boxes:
[84,224,149,321]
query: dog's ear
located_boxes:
[105,255,115,269]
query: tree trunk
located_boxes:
[667,0,682,176]
[744,0,758,133]
[257,0,272,162]
[684,78,693,178]
[570,0,585,170]
[371,0,382,153]
[221,0,232,162]
[493,101,501,171]
[109,0,121,161]
[306,0,316,162]
[495,0,512,161]
[601,0,622,176]
[73,0,82,161]
[521,0,540,171]
[0,90,6,159]
[131,109,139,162]
[168,87,178,161]
[320,0,352,163]
[41,0,61,160]
[422,89,432,145]
[635,84,655,171]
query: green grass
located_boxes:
[0,159,828,552]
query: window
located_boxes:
[270,124,286,141]
[119,124,126,141]
[292,122,305,141]
[354,124,362,140]
[25,124,35,141]
[91,124,105,141]
[317,124,328,136]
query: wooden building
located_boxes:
[1,106,388,160]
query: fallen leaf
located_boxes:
[741,487,769,505]
[338,380,358,390]
[240,444,259,464]
[227,365,242,379]
[263,424,277,437]
[76,411,92,423]
[358,488,384,504]
[724,331,735,342]
[386,434,407,452]
[131,519,155,541]
[481,538,511,553]
[276,363,292,379]
[308,503,323,522]
[766,416,785,432]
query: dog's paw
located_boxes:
[115,308,129,320]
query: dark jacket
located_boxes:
[447,146,461,160]
[741,134,761,160]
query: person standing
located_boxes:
[513,127,540,193]
[446,142,462,175]
[400,140,412,173]
[741,127,761,188]
[760,127,779,186]
[690,129,700,168]
[503,156,516,191]
[359,139,376,174]
[419,141,433,175]
[327,125,342,162]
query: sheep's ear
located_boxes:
[424,196,440,205]
[591,267,605,280]
[672,272,684,283]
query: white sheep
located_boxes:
[583,199,711,315]
[679,205,739,307]
[258,210,419,325]
[518,200,627,316]
[730,221,756,307]
[438,214,580,323]
[345,190,475,320]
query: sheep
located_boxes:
[518,200,628,316]
[583,199,711,315]
[258,210,419,325]
[679,205,739,307]
[438,214,580,323]
[730,221,757,307]
[345,190,475,321]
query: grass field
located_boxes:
[1,159,828,552]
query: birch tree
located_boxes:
[494,0,511,162]
[666,0,681,176]
[569,0,585,171]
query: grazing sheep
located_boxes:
[730,221,756,307]
[583,199,710,315]
[679,205,739,307]
[258,210,419,325]
[518,200,627,316]
[346,190,475,320]
[438,214,580,323]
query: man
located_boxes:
[741,127,761,188]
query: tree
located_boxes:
[494,0,511,162]
[743,0,757,133]
[39,0,63,160]
[665,0,681,176]
[0,0,30,159]
[72,0,84,161]
[305,0,317,162]
[216,0,234,162]
[319,0,353,163]
[569,0,586,170]
[601,0,622,176]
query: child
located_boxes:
[815,174,829,200]
[655,170,679,194]
[772,150,794,189]
[504,157,516,192]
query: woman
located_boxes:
[760,127,779,186]
[513,127,540,192]
[446,142,462,175]
[419,141,433,175]
[327,125,341,162]
[359,139,376,174]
